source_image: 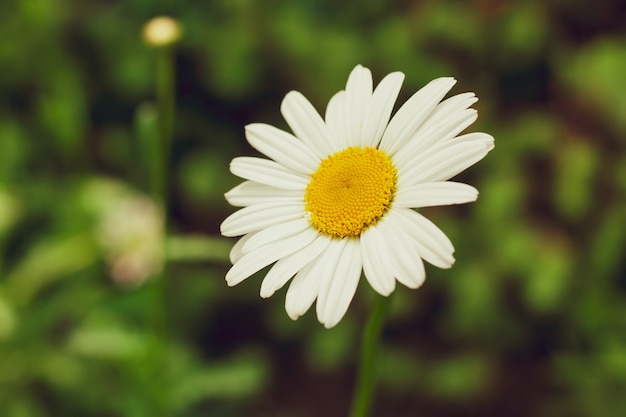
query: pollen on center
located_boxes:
[304,146,397,238]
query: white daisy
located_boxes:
[221,65,494,328]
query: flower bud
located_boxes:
[142,16,182,47]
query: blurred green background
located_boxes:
[1,0,625,416]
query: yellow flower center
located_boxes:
[304,147,397,238]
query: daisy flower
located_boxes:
[221,65,494,328]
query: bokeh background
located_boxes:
[1,0,625,416]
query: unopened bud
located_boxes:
[143,16,182,47]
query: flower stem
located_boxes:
[146,43,174,332]
[154,45,175,208]
[349,294,392,417]
[147,43,176,417]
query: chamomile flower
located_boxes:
[221,65,494,328]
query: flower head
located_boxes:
[221,65,494,328]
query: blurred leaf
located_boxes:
[444,263,504,338]
[558,37,626,132]
[1,398,46,417]
[589,206,626,279]
[172,353,268,410]
[19,0,67,30]
[0,120,30,181]
[504,112,561,154]
[377,346,422,391]
[420,1,482,51]
[177,150,232,204]
[499,2,548,59]
[306,320,357,371]
[0,290,17,340]
[553,141,598,221]
[66,311,149,359]
[38,351,84,390]
[426,355,491,401]
[86,11,152,97]
[5,234,99,305]
[167,234,231,263]
[0,185,21,238]
[524,237,573,313]
[475,172,527,225]
[37,66,88,158]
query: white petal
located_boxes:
[344,65,373,147]
[220,202,305,237]
[281,91,336,158]
[285,253,323,320]
[378,214,426,289]
[316,238,362,328]
[393,249,426,289]
[244,123,321,174]
[242,218,312,254]
[229,232,255,264]
[325,90,349,150]
[442,131,495,147]
[397,141,492,188]
[230,157,309,190]
[225,228,318,286]
[225,181,303,207]
[391,208,455,269]
[394,108,478,171]
[411,92,478,151]
[379,77,457,156]
[360,225,396,296]
[394,181,478,208]
[312,239,345,324]
[260,234,330,298]
[421,140,493,183]
[427,92,477,121]
[361,71,404,148]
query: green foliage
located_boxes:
[0,0,624,416]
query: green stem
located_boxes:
[150,44,176,416]
[349,294,392,417]
[154,45,175,209]
[151,44,176,337]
